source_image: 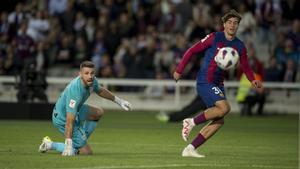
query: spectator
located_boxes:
[264,56,281,82]
[139,36,157,79]
[48,0,67,16]
[73,36,89,67]
[283,59,295,82]
[275,38,300,81]
[60,1,75,33]
[84,17,96,44]
[154,39,174,78]
[54,33,74,66]
[12,21,35,72]
[236,72,266,116]
[98,53,113,78]
[91,29,107,75]
[237,3,256,42]
[34,41,48,73]
[8,3,25,27]
[0,12,10,35]
[3,45,15,75]
[27,10,50,42]
[255,0,281,49]
[287,19,300,51]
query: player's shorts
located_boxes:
[196,82,226,108]
[52,104,90,149]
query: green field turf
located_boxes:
[0,111,298,169]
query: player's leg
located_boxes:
[39,138,66,153]
[182,100,229,141]
[182,83,230,141]
[193,84,230,124]
[80,105,104,138]
[39,113,70,153]
[38,112,72,154]
[182,118,224,158]
[182,104,229,141]
[195,100,230,123]
[182,100,230,141]
[77,144,92,154]
[76,105,103,155]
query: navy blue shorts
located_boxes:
[196,83,226,108]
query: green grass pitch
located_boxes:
[0,111,298,169]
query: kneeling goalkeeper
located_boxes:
[39,61,132,156]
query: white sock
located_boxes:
[187,144,195,150]
[46,141,53,150]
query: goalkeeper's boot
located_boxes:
[38,136,52,153]
[182,145,205,158]
[182,118,195,141]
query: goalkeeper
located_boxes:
[38,61,132,156]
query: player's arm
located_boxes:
[62,112,75,156]
[174,33,215,82]
[97,87,132,111]
[65,112,75,139]
[239,47,263,88]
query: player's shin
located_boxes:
[51,142,78,154]
[193,112,207,125]
[51,142,66,152]
[191,133,206,149]
[83,120,98,138]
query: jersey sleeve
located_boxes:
[176,33,215,74]
[239,46,255,82]
[65,87,81,114]
[93,77,101,93]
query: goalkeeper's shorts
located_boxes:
[52,105,90,149]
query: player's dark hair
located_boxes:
[80,61,95,70]
[222,9,242,23]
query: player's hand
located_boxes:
[62,138,75,156]
[114,96,132,111]
[173,72,181,82]
[251,80,263,88]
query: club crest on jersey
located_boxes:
[69,99,76,108]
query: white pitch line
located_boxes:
[64,163,297,169]
[69,163,230,169]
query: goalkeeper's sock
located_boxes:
[51,142,78,154]
[51,142,65,153]
[193,112,206,125]
[83,120,98,138]
[191,133,206,149]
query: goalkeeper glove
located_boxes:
[62,138,75,156]
[114,96,132,111]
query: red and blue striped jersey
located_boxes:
[176,31,255,86]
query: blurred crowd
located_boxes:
[0,0,299,83]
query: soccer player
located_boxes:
[173,9,262,157]
[38,61,132,156]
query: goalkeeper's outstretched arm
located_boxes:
[97,88,132,111]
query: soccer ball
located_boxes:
[214,47,239,70]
